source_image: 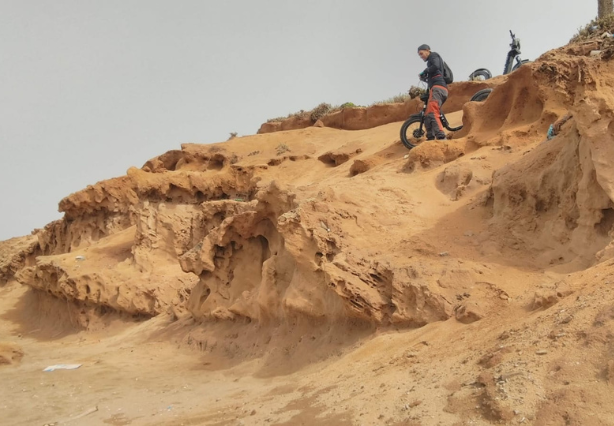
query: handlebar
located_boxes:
[509,29,520,51]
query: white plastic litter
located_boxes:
[43,364,82,372]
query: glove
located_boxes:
[419,71,427,81]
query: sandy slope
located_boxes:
[3,35,614,426]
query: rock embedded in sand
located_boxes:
[533,290,559,309]
[454,301,484,324]
[0,342,24,366]
[436,164,473,201]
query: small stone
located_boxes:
[439,251,449,257]
[533,290,558,309]
[455,301,484,324]
[560,315,573,324]
[499,331,510,340]
[536,350,548,355]
[250,410,256,416]
[464,231,474,237]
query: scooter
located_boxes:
[469,30,530,101]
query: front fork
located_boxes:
[504,49,520,74]
[440,114,450,129]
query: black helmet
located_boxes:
[417,44,431,52]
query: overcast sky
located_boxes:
[0,1,596,241]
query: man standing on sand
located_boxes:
[417,44,448,141]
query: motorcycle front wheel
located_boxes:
[470,88,493,102]
[400,116,426,150]
[512,59,530,71]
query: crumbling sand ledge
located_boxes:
[3,35,614,425]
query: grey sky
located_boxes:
[0,1,596,241]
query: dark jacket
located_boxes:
[422,52,447,89]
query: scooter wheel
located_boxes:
[512,59,530,71]
[469,68,492,81]
[470,88,493,102]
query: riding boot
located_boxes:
[424,116,436,140]
[435,129,447,140]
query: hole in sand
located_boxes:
[595,208,614,236]
[195,191,206,203]
[200,287,211,304]
[535,199,547,212]
[208,155,225,170]
[258,235,271,264]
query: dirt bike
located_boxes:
[469,30,530,101]
[400,87,462,150]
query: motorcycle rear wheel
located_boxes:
[468,68,492,81]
